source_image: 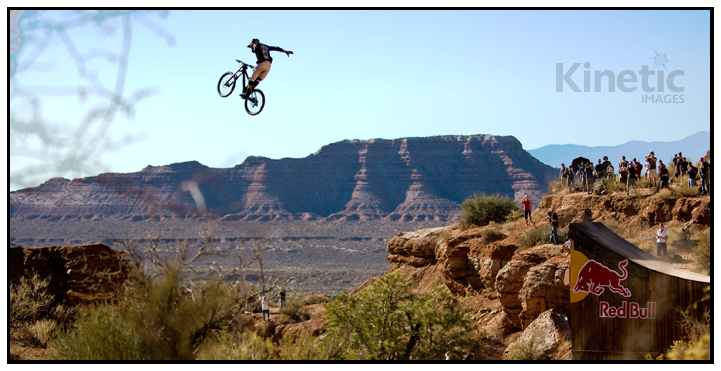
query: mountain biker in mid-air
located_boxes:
[240,38,293,99]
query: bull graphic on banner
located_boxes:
[573,259,632,298]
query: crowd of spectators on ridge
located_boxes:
[558,151,711,196]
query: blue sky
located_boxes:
[9,9,712,191]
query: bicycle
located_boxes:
[217,59,266,116]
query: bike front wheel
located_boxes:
[217,72,236,97]
[245,89,266,115]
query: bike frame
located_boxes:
[230,60,254,92]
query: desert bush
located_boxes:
[460,193,521,227]
[694,232,710,273]
[50,303,145,360]
[674,176,700,197]
[504,336,541,360]
[10,273,54,331]
[603,176,624,194]
[653,188,674,200]
[518,226,549,249]
[438,229,453,244]
[480,228,506,244]
[197,331,278,360]
[635,176,650,188]
[506,209,524,222]
[657,308,710,360]
[280,300,309,322]
[321,270,480,360]
[50,232,267,360]
[548,179,565,194]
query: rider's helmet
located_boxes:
[248,39,259,49]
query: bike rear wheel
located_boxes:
[245,89,266,115]
[217,72,236,97]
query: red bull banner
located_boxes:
[570,250,656,319]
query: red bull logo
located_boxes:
[573,259,632,298]
[570,250,656,320]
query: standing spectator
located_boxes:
[595,159,605,179]
[579,164,588,192]
[605,162,615,179]
[261,295,270,322]
[672,153,681,179]
[646,151,658,187]
[688,164,698,188]
[279,289,287,309]
[548,208,559,245]
[627,163,638,195]
[567,166,575,193]
[700,158,711,194]
[602,156,612,179]
[632,158,643,178]
[656,223,668,261]
[618,156,629,189]
[521,195,533,226]
[658,161,670,189]
[679,157,688,177]
[586,162,595,193]
[559,164,567,188]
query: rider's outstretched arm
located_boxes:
[268,46,293,56]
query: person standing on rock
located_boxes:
[688,164,698,188]
[646,152,658,188]
[658,161,670,189]
[521,195,533,226]
[700,158,711,195]
[261,295,270,322]
[279,289,287,309]
[559,164,567,189]
[627,164,638,195]
[656,223,668,261]
[548,208,559,244]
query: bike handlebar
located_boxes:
[236,59,254,68]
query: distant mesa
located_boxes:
[10,134,557,222]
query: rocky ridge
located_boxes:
[10,134,556,223]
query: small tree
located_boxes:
[460,193,520,227]
[321,270,480,360]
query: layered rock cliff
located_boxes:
[10,135,557,222]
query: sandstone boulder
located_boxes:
[518,256,570,329]
[504,309,571,360]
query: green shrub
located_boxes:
[50,304,145,360]
[635,176,650,188]
[10,273,54,331]
[480,228,506,244]
[654,188,674,200]
[321,271,480,360]
[518,226,549,249]
[280,300,309,322]
[50,234,258,360]
[603,176,624,194]
[460,193,521,227]
[504,336,541,360]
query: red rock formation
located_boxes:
[11,135,557,222]
[8,244,129,305]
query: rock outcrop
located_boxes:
[8,244,129,305]
[504,309,571,360]
[10,135,557,222]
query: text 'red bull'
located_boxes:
[599,301,656,319]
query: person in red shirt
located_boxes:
[520,195,533,226]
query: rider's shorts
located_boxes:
[251,61,272,82]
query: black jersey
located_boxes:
[252,43,284,64]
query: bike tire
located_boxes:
[217,72,236,97]
[245,89,266,116]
